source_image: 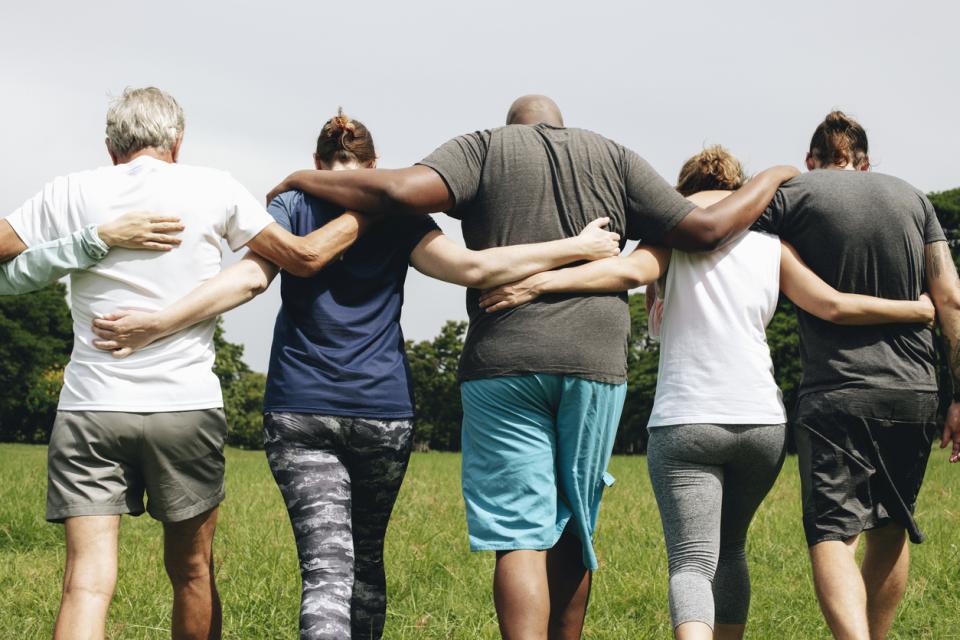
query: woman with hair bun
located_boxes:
[479,143,935,640]
[88,107,623,639]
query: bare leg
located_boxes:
[810,537,870,640]
[714,623,744,640]
[163,508,221,640]
[675,621,713,639]
[494,549,550,640]
[53,516,121,640]
[546,528,591,640]
[862,524,909,640]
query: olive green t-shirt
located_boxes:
[419,124,695,384]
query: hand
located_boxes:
[942,401,960,463]
[98,212,184,251]
[91,310,165,358]
[479,273,549,313]
[769,165,802,182]
[918,292,936,327]
[576,217,621,260]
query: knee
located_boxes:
[165,555,213,588]
[667,546,717,579]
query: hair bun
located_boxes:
[824,110,854,131]
[333,106,356,135]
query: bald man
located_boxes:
[265,97,798,639]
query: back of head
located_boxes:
[315,107,376,167]
[506,95,564,127]
[809,110,869,170]
[105,87,184,158]
[676,145,746,197]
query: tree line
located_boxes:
[2,188,958,452]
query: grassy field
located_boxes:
[0,444,957,639]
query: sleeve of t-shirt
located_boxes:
[752,187,789,236]
[266,191,297,233]
[919,193,947,244]
[416,132,489,215]
[4,176,71,247]
[400,214,442,255]
[622,148,697,242]
[223,175,276,251]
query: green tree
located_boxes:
[405,321,466,451]
[213,320,267,449]
[0,284,73,442]
[618,294,659,453]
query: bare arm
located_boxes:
[246,213,377,278]
[0,220,28,262]
[780,242,935,325]
[925,240,960,462]
[663,165,800,251]
[478,246,671,313]
[267,165,453,216]
[91,252,277,358]
[409,218,620,289]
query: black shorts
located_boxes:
[795,388,939,546]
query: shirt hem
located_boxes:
[648,414,788,428]
[797,382,939,398]
[458,367,626,386]
[263,406,415,420]
[57,400,224,412]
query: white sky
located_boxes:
[2,0,958,371]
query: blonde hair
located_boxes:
[676,145,746,197]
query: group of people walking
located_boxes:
[1,86,956,640]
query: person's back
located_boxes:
[649,229,785,425]
[8,157,269,410]
[758,169,939,395]
[423,123,693,384]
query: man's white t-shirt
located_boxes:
[647,231,787,427]
[4,156,273,412]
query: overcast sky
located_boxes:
[2,1,958,371]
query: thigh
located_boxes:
[346,418,414,543]
[141,409,227,523]
[721,424,787,544]
[47,411,144,522]
[163,507,219,572]
[460,376,559,552]
[647,427,725,572]
[264,413,354,568]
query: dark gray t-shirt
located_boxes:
[754,170,945,396]
[419,124,695,384]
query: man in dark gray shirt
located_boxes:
[266,95,798,637]
[754,111,960,640]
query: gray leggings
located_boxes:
[647,423,786,629]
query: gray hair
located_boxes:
[105,87,185,157]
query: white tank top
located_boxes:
[647,231,787,427]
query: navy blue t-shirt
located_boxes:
[263,190,439,418]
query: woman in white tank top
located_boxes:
[476,146,934,640]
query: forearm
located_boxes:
[470,238,591,289]
[148,255,275,339]
[666,166,796,251]
[0,219,28,262]
[939,300,960,392]
[536,250,663,295]
[247,214,373,278]
[829,295,932,325]
[0,225,107,295]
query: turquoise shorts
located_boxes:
[460,374,626,570]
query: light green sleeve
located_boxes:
[0,225,109,296]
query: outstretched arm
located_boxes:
[0,212,183,295]
[0,220,27,262]
[663,166,800,251]
[925,240,960,463]
[266,166,453,216]
[92,252,277,357]
[780,242,935,325]
[478,245,671,313]
[410,217,621,289]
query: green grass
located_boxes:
[1,444,957,638]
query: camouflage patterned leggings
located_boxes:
[264,412,414,640]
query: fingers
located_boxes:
[149,221,185,234]
[586,217,610,230]
[91,326,117,340]
[113,347,134,359]
[145,233,183,246]
[141,242,175,251]
[92,339,119,351]
[148,215,181,224]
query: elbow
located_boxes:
[935,291,960,315]
[462,260,492,289]
[380,175,416,214]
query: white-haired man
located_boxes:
[0,87,371,640]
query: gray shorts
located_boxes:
[46,409,227,523]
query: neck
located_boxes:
[115,147,174,165]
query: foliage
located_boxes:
[618,295,659,453]
[404,321,467,451]
[0,284,73,442]
[213,320,267,449]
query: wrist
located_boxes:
[96,224,118,248]
[529,271,553,295]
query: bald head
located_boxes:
[506,95,564,127]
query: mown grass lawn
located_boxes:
[1,443,957,638]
